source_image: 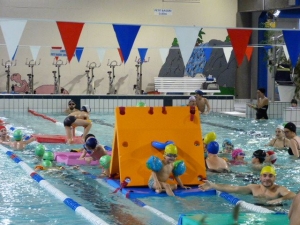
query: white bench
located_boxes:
[154,77,220,95]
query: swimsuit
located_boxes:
[256,105,268,119]
[63,116,76,127]
[271,138,288,148]
[148,177,155,189]
[288,138,300,155]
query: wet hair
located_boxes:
[258,88,266,94]
[84,133,95,142]
[291,99,298,105]
[284,122,296,133]
[253,149,266,163]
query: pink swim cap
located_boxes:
[232,148,244,159]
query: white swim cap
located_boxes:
[276,125,284,131]
[189,96,196,101]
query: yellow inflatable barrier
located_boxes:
[110,106,206,187]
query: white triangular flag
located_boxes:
[223,47,233,63]
[159,48,169,63]
[283,45,289,60]
[96,48,106,63]
[0,20,27,60]
[174,27,200,66]
[30,46,41,61]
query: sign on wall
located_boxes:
[154,9,173,16]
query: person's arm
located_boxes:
[257,98,268,109]
[266,138,275,147]
[174,176,191,189]
[290,139,299,157]
[198,180,252,194]
[79,150,87,159]
[205,98,210,113]
[266,187,296,204]
[151,172,162,191]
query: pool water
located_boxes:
[0,111,299,224]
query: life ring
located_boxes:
[151,141,174,150]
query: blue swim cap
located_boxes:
[207,141,219,154]
[85,137,97,149]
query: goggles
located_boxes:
[165,153,177,158]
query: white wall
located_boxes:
[0,0,237,94]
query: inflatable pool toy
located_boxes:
[54,152,99,166]
[31,134,83,144]
[146,156,163,172]
[99,155,111,169]
[151,141,174,151]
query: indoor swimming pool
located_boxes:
[0,109,298,225]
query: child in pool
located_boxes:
[1,129,36,150]
[230,148,247,165]
[0,125,10,142]
[221,138,234,153]
[148,144,190,196]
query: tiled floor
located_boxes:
[221,100,247,118]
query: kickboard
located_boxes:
[32,134,83,144]
[104,178,216,199]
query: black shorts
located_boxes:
[64,116,76,127]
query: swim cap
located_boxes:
[189,96,196,101]
[13,129,23,141]
[276,125,284,131]
[222,138,233,149]
[284,122,296,133]
[260,165,276,176]
[252,149,266,159]
[207,141,219,154]
[84,133,95,142]
[267,150,277,164]
[0,125,6,131]
[85,137,98,149]
[164,144,178,155]
[195,90,204,96]
[81,105,91,112]
[232,148,244,159]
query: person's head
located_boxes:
[275,125,284,138]
[260,165,276,188]
[291,99,298,107]
[207,141,219,155]
[284,122,297,139]
[232,148,245,161]
[257,88,266,97]
[266,150,277,164]
[164,144,178,163]
[0,125,7,136]
[13,129,23,141]
[81,105,91,113]
[68,100,76,110]
[222,138,234,153]
[188,96,196,106]
[252,149,266,164]
[85,137,98,151]
[84,133,95,142]
[195,90,204,99]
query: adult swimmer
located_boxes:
[198,165,295,205]
[266,125,290,149]
[64,105,92,144]
[284,122,300,157]
[247,87,269,120]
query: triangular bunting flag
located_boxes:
[56,21,84,62]
[174,27,200,66]
[203,47,213,62]
[223,47,232,63]
[227,29,252,66]
[245,47,254,61]
[283,45,290,60]
[113,24,141,63]
[138,48,148,62]
[12,46,18,61]
[75,47,84,62]
[96,48,106,63]
[263,45,273,52]
[30,46,41,61]
[0,20,27,60]
[118,48,124,63]
[282,30,300,67]
[159,48,169,63]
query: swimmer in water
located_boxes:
[199,166,296,205]
[0,125,10,142]
[266,125,290,150]
[221,138,234,154]
[251,149,266,170]
[205,142,230,173]
[1,129,36,150]
[230,148,247,165]
[64,105,92,144]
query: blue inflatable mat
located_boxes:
[105,179,216,199]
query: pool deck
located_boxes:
[221,101,246,118]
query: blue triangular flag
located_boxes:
[113,24,141,63]
[283,30,300,68]
[264,45,273,51]
[138,48,148,62]
[203,47,213,62]
[12,46,18,60]
[75,47,84,62]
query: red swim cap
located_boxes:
[0,125,6,130]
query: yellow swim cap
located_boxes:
[260,165,276,176]
[164,144,178,155]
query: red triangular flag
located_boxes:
[118,48,124,63]
[227,29,252,66]
[245,47,254,61]
[56,21,84,62]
